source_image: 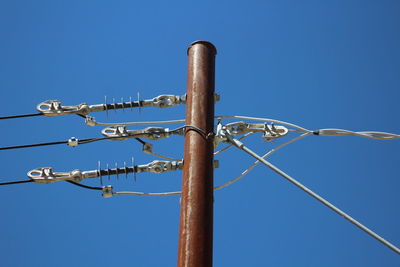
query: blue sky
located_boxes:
[0,1,399,266]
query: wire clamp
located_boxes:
[37,100,92,116]
[68,137,79,147]
[101,126,174,140]
[141,94,186,108]
[137,160,184,174]
[223,121,288,141]
[85,116,97,126]
[27,167,84,183]
[102,185,113,198]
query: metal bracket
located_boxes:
[85,116,97,126]
[102,185,113,198]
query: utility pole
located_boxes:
[177,41,217,267]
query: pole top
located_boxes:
[187,41,217,55]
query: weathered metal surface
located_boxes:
[177,41,217,267]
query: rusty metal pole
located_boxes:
[177,41,216,267]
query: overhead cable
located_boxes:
[0,113,43,120]
[0,135,146,151]
[66,181,103,191]
[0,179,34,186]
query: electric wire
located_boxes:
[88,115,307,130]
[0,124,205,151]
[66,180,103,191]
[144,150,181,161]
[112,191,181,196]
[0,140,69,150]
[226,134,400,255]
[0,179,34,186]
[0,134,146,150]
[0,113,43,120]
[91,118,186,126]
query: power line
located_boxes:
[0,179,34,186]
[0,140,69,150]
[66,181,103,191]
[0,136,146,151]
[0,113,43,120]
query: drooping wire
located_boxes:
[225,134,400,255]
[66,181,103,191]
[90,118,186,126]
[144,149,181,161]
[112,191,181,196]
